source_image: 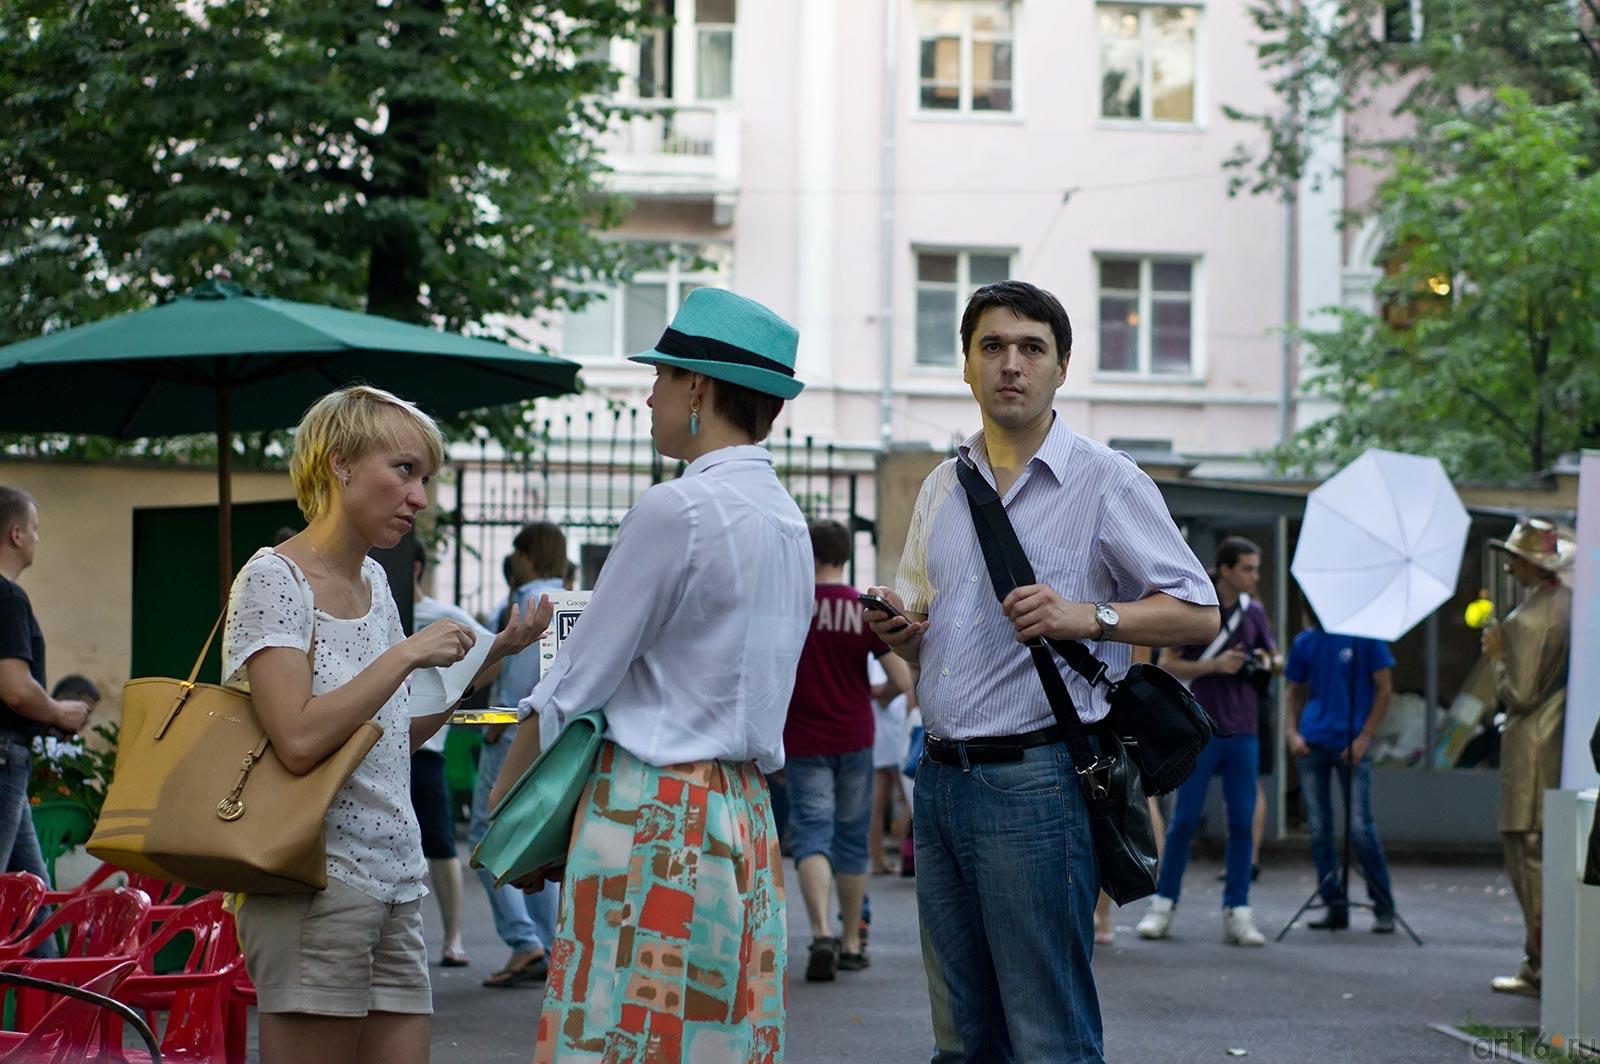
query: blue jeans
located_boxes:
[1155,733,1258,908]
[0,734,56,957]
[914,743,1103,1063]
[786,748,875,875]
[1297,745,1394,917]
[468,728,559,953]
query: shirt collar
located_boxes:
[958,412,1075,486]
[683,444,775,478]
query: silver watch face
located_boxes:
[1096,603,1120,630]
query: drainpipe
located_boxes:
[878,0,898,453]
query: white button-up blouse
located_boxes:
[518,445,814,773]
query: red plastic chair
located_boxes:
[0,873,47,946]
[12,889,236,1056]
[0,887,149,964]
[0,960,143,1063]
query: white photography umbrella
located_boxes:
[1279,447,1470,946]
[1291,448,1470,641]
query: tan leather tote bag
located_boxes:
[89,602,380,894]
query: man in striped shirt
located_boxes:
[866,281,1218,1063]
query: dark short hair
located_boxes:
[52,674,101,703]
[513,521,568,581]
[959,281,1073,364]
[273,526,298,545]
[412,537,429,574]
[0,487,36,540]
[1215,536,1262,571]
[667,367,785,441]
[809,520,852,568]
[502,553,521,589]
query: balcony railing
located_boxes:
[600,100,740,225]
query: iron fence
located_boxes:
[439,406,872,619]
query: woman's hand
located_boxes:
[491,595,554,665]
[406,620,477,670]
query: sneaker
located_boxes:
[805,936,839,982]
[1307,909,1349,931]
[1491,974,1540,997]
[1372,913,1395,935]
[1223,906,1266,947]
[1136,896,1175,940]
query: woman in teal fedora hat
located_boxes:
[491,288,814,1061]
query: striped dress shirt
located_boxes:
[896,414,1216,740]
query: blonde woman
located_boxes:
[491,289,813,1061]
[223,385,550,1064]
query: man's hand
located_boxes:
[1212,649,1247,676]
[863,586,927,663]
[1480,625,1503,658]
[53,700,91,734]
[1287,730,1310,758]
[1000,584,1097,643]
[1342,733,1372,765]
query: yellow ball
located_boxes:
[1464,599,1494,629]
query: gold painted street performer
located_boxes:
[1482,517,1575,998]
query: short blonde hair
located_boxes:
[290,385,446,522]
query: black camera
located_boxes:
[1237,655,1273,697]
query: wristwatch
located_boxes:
[1093,602,1120,641]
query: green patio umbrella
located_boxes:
[0,280,581,597]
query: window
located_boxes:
[916,1,1015,114]
[1097,4,1200,124]
[1381,0,1421,43]
[631,0,735,102]
[695,0,735,100]
[1097,257,1196,376]
[915,249,1012,365]
[562,244,732,359]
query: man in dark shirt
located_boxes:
[0,487,91,890]
[784,520,910,982]
[1137,536,1278,947]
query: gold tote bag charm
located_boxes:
[216,738,268,822]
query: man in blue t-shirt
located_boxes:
[1284,612,1397,932]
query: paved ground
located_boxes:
[250,852,1544,1062]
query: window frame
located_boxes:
[1093,1,1206,130]
[560,243,733,364]
[911,246,1017,369]
[1091,253,1205,382]
[911,0,1020,120]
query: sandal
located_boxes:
[482,952,549,988]
[441,946,470,968]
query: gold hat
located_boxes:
[1489,517,1576,578]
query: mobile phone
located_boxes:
[857,592,908,623]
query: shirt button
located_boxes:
[942,668,950,676]
[956,622,963,629]
[970,574,979,583]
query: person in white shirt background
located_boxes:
[490,288,812,1061]
[409,539,501,970]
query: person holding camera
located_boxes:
[1137,536,1278,947]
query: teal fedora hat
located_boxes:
[629,288,804,400]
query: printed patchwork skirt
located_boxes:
[534,741,787,1063]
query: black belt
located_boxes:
[923,724,1069,766]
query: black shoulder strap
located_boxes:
[953,460,1109,772]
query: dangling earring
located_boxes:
[689,401,701,437]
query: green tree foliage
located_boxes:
[1280,90,1600,479]
[0,0,655,457]
[1227,0,1600,478]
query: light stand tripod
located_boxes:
[1277,638,1423,945]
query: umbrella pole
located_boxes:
[217,385,233,608]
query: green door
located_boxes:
[130,500,303,682]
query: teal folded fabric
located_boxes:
[470,711,605,887]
